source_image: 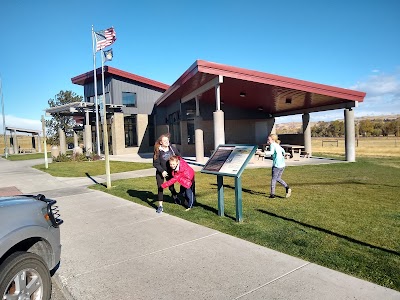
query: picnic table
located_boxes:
[280,144,305,160]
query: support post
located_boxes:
[344,108,356,162]
[41,116,48,169]
[217,175,224,216]
[235,177,243,222]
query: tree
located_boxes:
[45,90,83,145]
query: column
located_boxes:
[302,113,312,156]
[58,128,66,155]
[13,130,18,154]
[266,117,276,136]
[213,84,225,149]
[111,112,124,155]
[84,110,92,155]
[344,108,356,162]
[37,134,42,152]
[194,96,205,162]
[73,131,79,148]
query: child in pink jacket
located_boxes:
[161,156,196,211]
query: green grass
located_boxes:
[4,152,52,161]
[89,157,400,291]
[33,160,153,177]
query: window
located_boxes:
[168,111,181,144]
[122,92,137,107]
[124,116,137,147]
[186,110,195,144]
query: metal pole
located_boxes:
[92,26,101,156]
[1,77,7,158]
[101,49,111,188]
[41,115,48,169]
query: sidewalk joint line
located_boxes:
[234,262,310,299]
[67,232,219,280]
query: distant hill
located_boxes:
[276,114,399,133]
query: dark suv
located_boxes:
[0,194,63,299]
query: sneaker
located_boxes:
[185,207,191,211]
[286,187,292,198]
[156,206,163,213]
[269,194,275,199]
[173,195,181,205]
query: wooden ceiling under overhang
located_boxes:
[156,60,366,117]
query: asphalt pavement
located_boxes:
[0,155,399,300]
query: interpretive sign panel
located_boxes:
[201,144,257,177]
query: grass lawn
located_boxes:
[5,152,52,161]
[89,156,400,291]
[33,160,153,177]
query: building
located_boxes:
[50,60,366,161]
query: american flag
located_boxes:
[95,27,116,52]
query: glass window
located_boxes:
[124,116,137,147]
[186,110,195,144]
[168,111,181,144]
[122,92,137,107]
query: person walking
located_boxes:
[161,155,196,211]
[153,134,180,213]
[264,134,291,198]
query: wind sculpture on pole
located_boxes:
[93,27,117,188]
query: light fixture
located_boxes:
[257,106,263,111]
[240,92,246,98]
[285,97,292,104]
[221,101,224,105]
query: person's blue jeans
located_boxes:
[180,181,196,208]
[270,166,288,195]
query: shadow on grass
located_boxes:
[257,209,400,256]
[127,189,159,209]
[85,173,106,187]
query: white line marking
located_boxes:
[234,262,311,299]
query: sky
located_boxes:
[1,0,399,134]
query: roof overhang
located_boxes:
[156,60,366,116]
[71,66,169,92]
[5,127,41,134]
[45,102,123,116]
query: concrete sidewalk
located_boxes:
[0,157,399,300]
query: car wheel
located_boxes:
[0,251,51,300]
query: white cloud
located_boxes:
[351,73,400,96]
[0,115,42,135]
[278,70,400,123]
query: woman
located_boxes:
[161,155,196,211]
[153,134,180,213]
[264,134,292,198]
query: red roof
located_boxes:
[156,60,366,115]
[71,66,169,92]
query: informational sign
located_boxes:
[201,145,257,177]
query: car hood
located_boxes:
[0,196,37,207]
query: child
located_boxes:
[161,156,196,211]
[264,134,291,198]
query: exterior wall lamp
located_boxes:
[240,92,246,97]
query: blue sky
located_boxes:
[1,0,399,133]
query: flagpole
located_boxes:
[92,25,101,156]
[101,49,111,188]
[1,77,7,158]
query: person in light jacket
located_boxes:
[161,155,196,211]
[264,134,291,198]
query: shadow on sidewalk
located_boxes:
[85,173,107,187]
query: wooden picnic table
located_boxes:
[280,144,305,160]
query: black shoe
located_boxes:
[173,195,181,205]
[269,194,275,198]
